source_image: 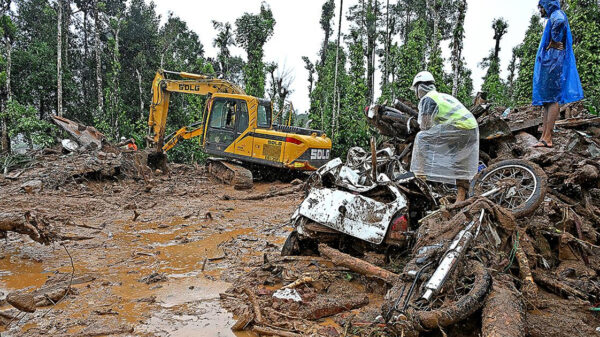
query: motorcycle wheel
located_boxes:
[469,159,547,218]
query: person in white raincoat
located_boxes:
[409,71,479,201]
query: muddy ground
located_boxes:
[0,164,306,336]
[1,157,600,336]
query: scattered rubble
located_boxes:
[0,105,598,336]
[222,100,600,336]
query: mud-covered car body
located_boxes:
[285,152,436,252]
[292,159,408,244]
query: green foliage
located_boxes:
[319,0,335,66]
[566,0,600,110]
[481,18,509,105]
[481,57,507,105]
[428,45,450,94]
[235,2,275,98]
[336,31,369,157]
[212,20,241,82]
[456,64,474,104]
[1,100,55,147]
[513,15,544,105]
[392,19,428,105]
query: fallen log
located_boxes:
[0,212,57,244]
[231,310,253,331]
[318,243,398,284]
[482,279,525,337]
[74,324,134,337]
[33,275,94,307]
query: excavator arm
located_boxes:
[147,69,246,152]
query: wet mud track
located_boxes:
[0,165,298,336]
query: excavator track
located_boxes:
[207,159,253,190]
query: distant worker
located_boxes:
[409,71,479,202]
[533,0,583,148]
[119,136,138,151]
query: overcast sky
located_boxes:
[151,0,543,113]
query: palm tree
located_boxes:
[212,20,235,76]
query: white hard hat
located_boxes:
[411,71,435,89]
[120,136,126,142]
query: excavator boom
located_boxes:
[148,70,245,150]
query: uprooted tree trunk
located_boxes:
[0,212,57,244]
[482,278,525,337]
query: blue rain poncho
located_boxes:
[532,0,584,105]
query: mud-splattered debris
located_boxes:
[7,292,36,313]
[20,180,42,193]
[136,295,157,303]
[139,272,168,284]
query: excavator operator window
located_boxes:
[236,102,249,135]
[209,100,236,130]
[257,103,272,128]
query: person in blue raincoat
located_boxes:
[533,0,584,148]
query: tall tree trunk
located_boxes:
[1,38,11,154]
[82,10,89,105]
[57,0,63,117]
[366,0,377,103]
[93,0,103,117]
[331,0,343,139]
[63,0,70,72]
[136,68,144,120]
[425,0,441,66]
[382,0,390,89]
[110,24,121,139]
[452,0,467,97]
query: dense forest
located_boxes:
[0,0,599,162]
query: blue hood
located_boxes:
[539,0,561,16]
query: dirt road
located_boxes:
[0,165,301,336]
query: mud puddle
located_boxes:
[0,175,300,336]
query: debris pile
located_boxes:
[1,116,152,192]
[222,102,600,336]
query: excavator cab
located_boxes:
[204,97,249,153]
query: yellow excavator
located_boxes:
[147,69,332,188]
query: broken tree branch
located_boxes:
[283,276,314,289]
[318,243,398,284]
[532,271,588,300]
[242,287,263,325]
[515,237,538,297]
[0,212,57,244]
